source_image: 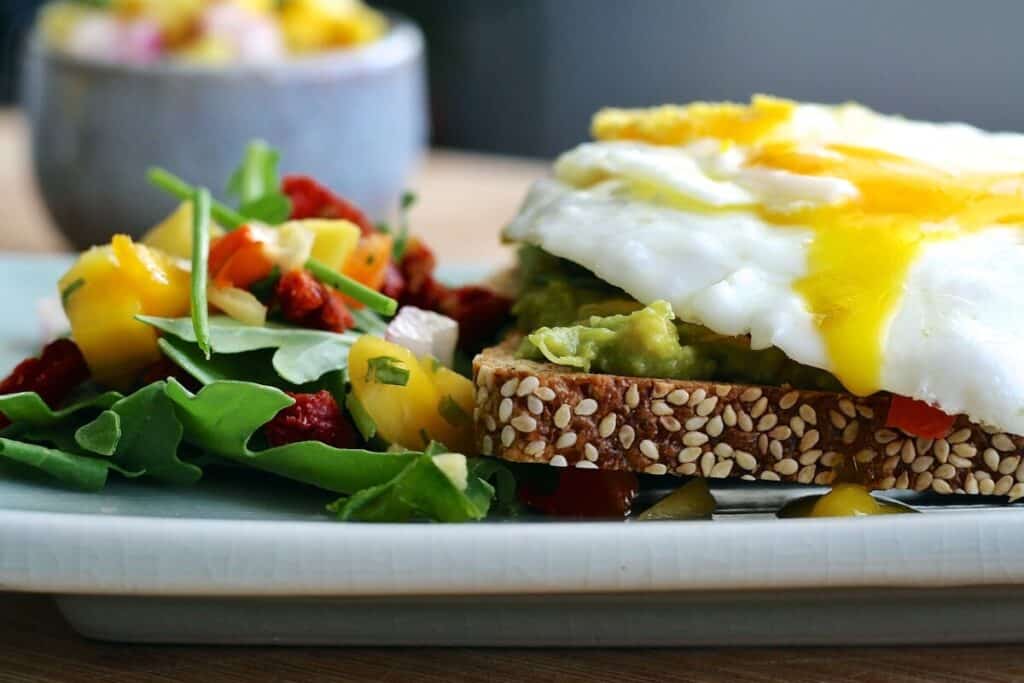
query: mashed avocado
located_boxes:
[514,248,842,391]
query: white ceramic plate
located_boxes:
[4,254,1024,646]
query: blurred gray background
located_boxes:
[6,0,1024,157]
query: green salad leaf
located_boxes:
[226,140,292,224]
[0,438,115,492]
[74,410,121,456]
[0,391,121,427]
[140,315,358,385]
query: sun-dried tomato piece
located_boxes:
[264,390,358,448]
[282,175,375,235]
[438,285,513,352]
[0,339,90,426]
[518,468,639,518]
[139,357,200,392]
[380,263,405,300]
[275,269,354,333]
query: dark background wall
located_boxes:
[6,0,1024,157]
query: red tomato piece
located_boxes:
[885,395,956,439]
[518,468,639,518]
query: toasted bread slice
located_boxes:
[472,342,1024,499]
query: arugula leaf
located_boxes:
[100,382,202,485]
[226,140,292,224]
[164,379,417,493]
[0,391,121,427]
[158,336,284,386]
[140,315,358,384]
[468,457,520,516]
[365,356,410,386]
[351,308,388,336]
[0,438,115,492]
[74,410,121,456]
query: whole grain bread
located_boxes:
[472,342,1024,500]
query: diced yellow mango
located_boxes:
[142,202,224,261]
[111,0,204,44]
[348,336,452,450]
[294,219,361,272]
[60,235,191,389]
[421,358,475,453]
[279,0,386,52]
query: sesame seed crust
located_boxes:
[472,343,1024,501]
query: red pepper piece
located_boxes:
[885,395,957,439]
[518,468,639,518]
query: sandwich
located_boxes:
[473,95,1024,505]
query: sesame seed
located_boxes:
[750,397,768,419]
[735,451,757,471]
[885,440,902,457]
[625,384,640,408]
[710,461,734,478]
[481,435,493,455]
[707,416,724,437]
[953,443,977,459]
[549,455,568,468]
[686,415,709,431]
[618,425,635,449]
[948,428,972,444]
[516,376,540,397]
[894,472,909,489]
[916,437,934,454]
[476,367,492,387]
[842,420,859,445]
[982,423,1000,435]
[713,442,734,458]
[829,410,847,430]
[761,471,781,482]
[660,416,682,432]
[575,460,598,470]
[799,449,822,466]
[498,398,513,423]
[779,391,799,410]
[715,385,731,397]
[476,387,489,407]
[500,378,519,398]
[688,388,707,407]
[667,389,689,406]
[901,440,916,464]
[554,405,572,430]
[651,400,673,416]
[769,426,792,440]
[723,404,738,427]
[501,426,515,447]
[875,429,898,444]
[790,416,806,437]
[678,447,702,463]
[524,440,546,456]
[965,475,980,495]
[678,463,698,475]
[984,448,1000,471]
[575,398,598,416]
[934,464,956,480]
[534,386,556,402]
[1000,456,1022,475]
[555,432,577,450]
[1010,484,1024,502]
[911,455,935,473]
[821,451,842,467]
[701,452,715,477]
[976,471,992,481]
[645,463,668,476]
[799,404,817,425]
[598,413,617,438]
[1017,461,1024,481]
[484,415,497,432]
[996,475,1014,496]
[993,434,1015,452]
[683,431,709,447]
[584,443,599,462]
[757,413,778,432]
[774,458,798,475]
[882,455,899,474]
[980,478,996,495]
[527,396,544,415]
[738,412,754,432]
[649,382,669,399]
[839,398,856,419]
[854,449,876,464]
[511,414,537,433]
[696,396,719,417]
[797,466,815,484]
[800,430,820,452]
[769,440,784,460]
[914,472,933,492]
[741,474,756,481]
[857,405,875,419]
[758,434,769,455]
[933,439,950,463]
[932,479,953,495]
[634,440,659,462]
[949,455,973,469]
[879,475,896,489]
[740,387,762,403]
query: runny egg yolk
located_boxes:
[593,98,1024,396]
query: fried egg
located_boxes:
[503,96,1024,434]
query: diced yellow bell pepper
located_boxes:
[291,219,361,272]
[142,202,225,263]
[279,0,386,52]
[348,336,475,452]
[60,235,191,389]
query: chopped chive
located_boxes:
[345,393,377,441]
[60,278,85,306]
[147,168,248,230]
[305,257,398,316]
[191,187,212,359]
[438,395,470,427]
[365,356,410,386]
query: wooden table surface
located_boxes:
[2,108,1024,682]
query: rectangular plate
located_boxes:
[4,254,1024,646]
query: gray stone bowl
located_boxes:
[22,17,427,249]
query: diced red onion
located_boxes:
[385,306,459,368]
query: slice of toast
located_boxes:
[472,342,1024,500]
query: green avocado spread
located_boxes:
[513,247,841,391]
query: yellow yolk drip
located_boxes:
[592,98,1024,395]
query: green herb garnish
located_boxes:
[365,356,410,386]
[345,392,377,441]
[191,187,212,359]
[148,168,247,229]
[226,140,292,224]
[60,278,85,306]
[438,394,470,427]
[305,258,398,316]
